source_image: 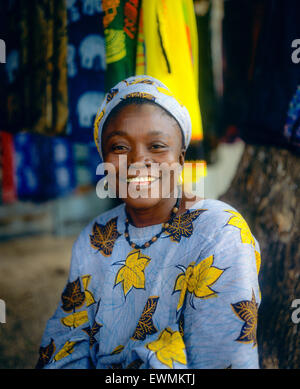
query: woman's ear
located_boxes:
[179,148,186,167]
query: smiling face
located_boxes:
[101,101,186,212]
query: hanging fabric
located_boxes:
[101,0,206,187]
[140,0,203,147]
[222,0,300,154]
[73,142,102,188]
[13,132,76,202]
[135,2,146,75]
[0,0,69,136]
[221,0,262,143]
[194,1,220,161]
[0,131,17,204]
[101,0,203,151]
[102,0,141,92]
[66,0,106,143]
[242,0,300,154]
[138,0,205,187]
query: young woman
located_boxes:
[37,76,261,369]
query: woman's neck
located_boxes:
[125,197,178,228]
[124,191,203,228]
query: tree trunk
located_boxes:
[219,143,300,369]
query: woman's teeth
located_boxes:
[126,176,156,183]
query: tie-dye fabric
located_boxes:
[37,198,261,369]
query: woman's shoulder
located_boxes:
[189,197,260,252]
[188,198,252,238]
[73,202,125,248]
[188,197,239,223]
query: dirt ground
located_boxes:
[0,234,77,369]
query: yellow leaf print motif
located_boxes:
[226,210,260,277]
[53,341,76,362]
[192,256,224,299]
[174,255,224,312]
[173,262,195,312]
[255,250,262,300]
[146,327,187,368]
[60,311,89,328]
[231,289,258,347]
[254,250,261,275]
[225,210,255,247]
[114,249,151,298]
[81,275,96,307]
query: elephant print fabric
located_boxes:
[67,0,106,143]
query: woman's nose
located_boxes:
[128,145,152,167]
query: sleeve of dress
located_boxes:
[36,236,94,369]
[182,214,262,369]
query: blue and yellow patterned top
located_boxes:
[37,198,261,369]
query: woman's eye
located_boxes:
[151,144,166,150]
[111,144,129,152]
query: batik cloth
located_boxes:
[93,75,192,159]
[37,198,261,369]
[66,0,106,143]
[102,0,140,92]
[13,132,76,202]
[0,0,68,135]
[284,85,300,146]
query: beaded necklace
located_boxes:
[124,195,181,250]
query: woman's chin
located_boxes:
[122,196,162,211]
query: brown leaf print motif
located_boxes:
[82,321,102,348]
[90,217,121,256]
[131,297,159,341]
[231,289,258,347]
[36,338,56,369]
[61,277,85,313]
[164,209,206,242]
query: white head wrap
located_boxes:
[93,75,192,159]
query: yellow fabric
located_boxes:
[181,160,206,185]
[135,5,146,75]
[183,0,199,92]
[139,0,203,142]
